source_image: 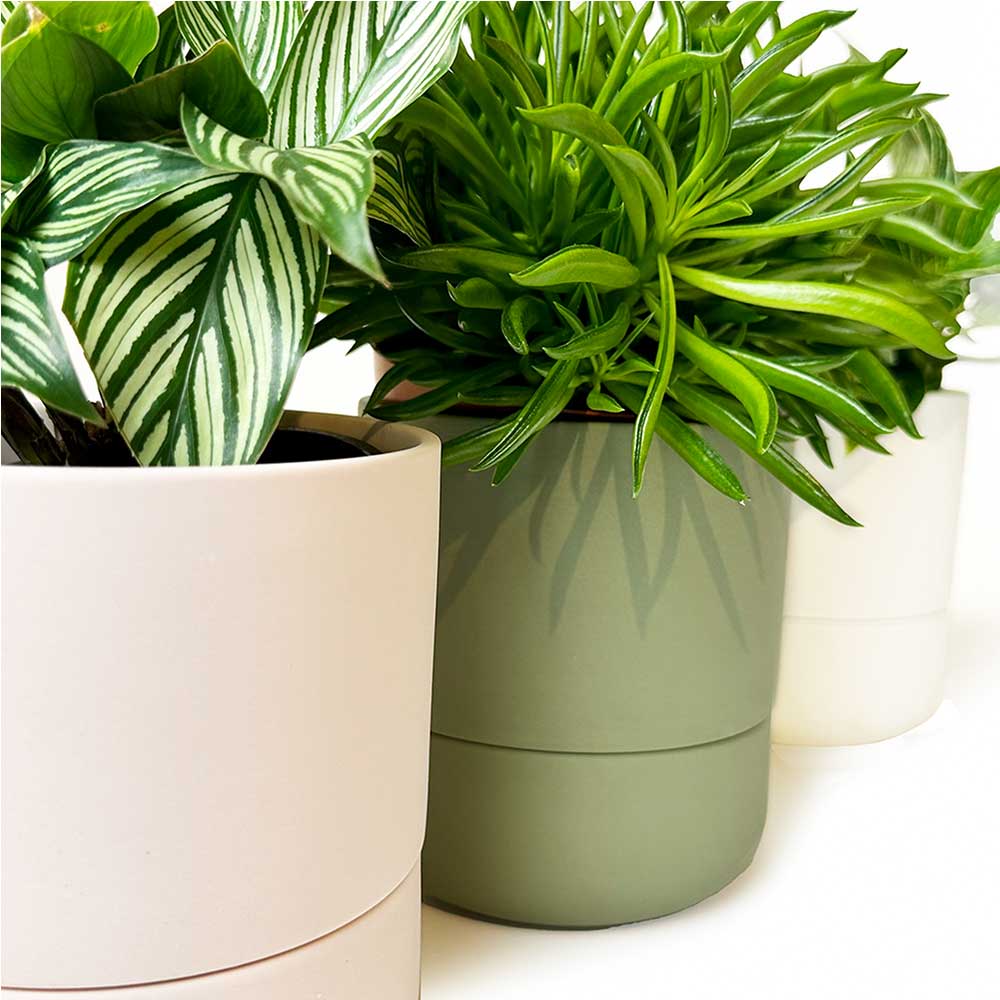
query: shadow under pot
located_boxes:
[417,411,791,928]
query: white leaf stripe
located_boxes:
[181,98,383,279]
[64,174,323,465]
[176,0,304,100]
[268,1,475,148]
[1,235,98,422]
[10,141,213,267]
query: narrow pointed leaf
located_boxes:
[671,264,954,359]
[1,235,100,422]
[64,174,325,466]
[544,302,631,359]
[511,246,639,291]
[501,295,547,354]
[848,349,920,437]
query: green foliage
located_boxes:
[342,2,997,520]
[1,0,474,465]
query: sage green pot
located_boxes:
[419,412,790,928]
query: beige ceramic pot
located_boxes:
[1,413,440,996]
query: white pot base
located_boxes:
[1,865,421,999]
[772,612,948,746]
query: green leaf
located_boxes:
[847,348,920,437]
[450,277,507,310]
[676,321,778,452]
[2,1,158,75]
[175,0,304,100]
[500,295,547,354]
[858,176,980,211]
[671,264,954,359]
[511,245,640,291]
[95,40,269,141]
[470,359,579,470]
[671,381,860,525]
[63,173,325,465]
[611,381,748,502]
[269,1,475,146]
[1,234,100,422]
[181,97,383,281]
[544,302,631,359]
[602,145,670,241]
[397,245,535,282]
[683,197,924,241]
[1,141,45,224]
[723,347,890,438]
[632,257,676,495]
[9,140,213,266]
[586,387,625,413]
[1,11,131,180]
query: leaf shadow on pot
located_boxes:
[438,422,762,650]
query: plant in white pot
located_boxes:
[316,3,970,927]
[0,1,470,996]
[774,112,1000,746]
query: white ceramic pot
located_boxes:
[773,390,968,746]
[1,413,440,994]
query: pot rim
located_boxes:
[0,410,440,480]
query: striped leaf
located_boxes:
[176,0,305,101]
[1,235,100,422]
[180,97,382,280]
[369,148,431,247]
[1,142,44,224]
[268,1,475,148]
[10,140,213,266]
[63,173,324,466]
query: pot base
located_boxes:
[422,720,770,929]
[2,866,420,999]
[772,612,948,746]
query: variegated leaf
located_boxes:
[369,148,430,247]
[64,174,324,465]
[1,234,100,422]
[180,96,382,280]
[10,140,213,266]
[0,0,18,28]
[268,1,475,148]
[175,0,305,100]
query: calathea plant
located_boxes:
[1,0,472,465]
[320,2,997,523]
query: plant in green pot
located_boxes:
[0,2,469,994]
[320,2,991,927]
[774,110,999,746]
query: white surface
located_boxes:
[3,865,422,1000]
[1,416,440,988]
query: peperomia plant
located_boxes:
[1,0,472,465]
[321,2,999,522]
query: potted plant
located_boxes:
[773,111,999,745]
[320,3,966,927]
[1,1,469,995]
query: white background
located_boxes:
[39,3,1000,998]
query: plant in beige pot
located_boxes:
[318,2,976,927]
[773,112,999,745]
[0,2,470,996]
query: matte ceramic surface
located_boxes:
[774,391,967,746]
[420,413,791,753]
[775,613,948,746]
[1,866,421,999]
[423,722,771,928]
[1,414,440,988]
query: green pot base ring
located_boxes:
[423,719,771,929]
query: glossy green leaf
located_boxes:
[95,40,269,141]
[500,295,547,354]
[671,264,954,359]
[2,1,158,75]
[847,349,920,437]
[511,245,640,291]
[544,302,631,359]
